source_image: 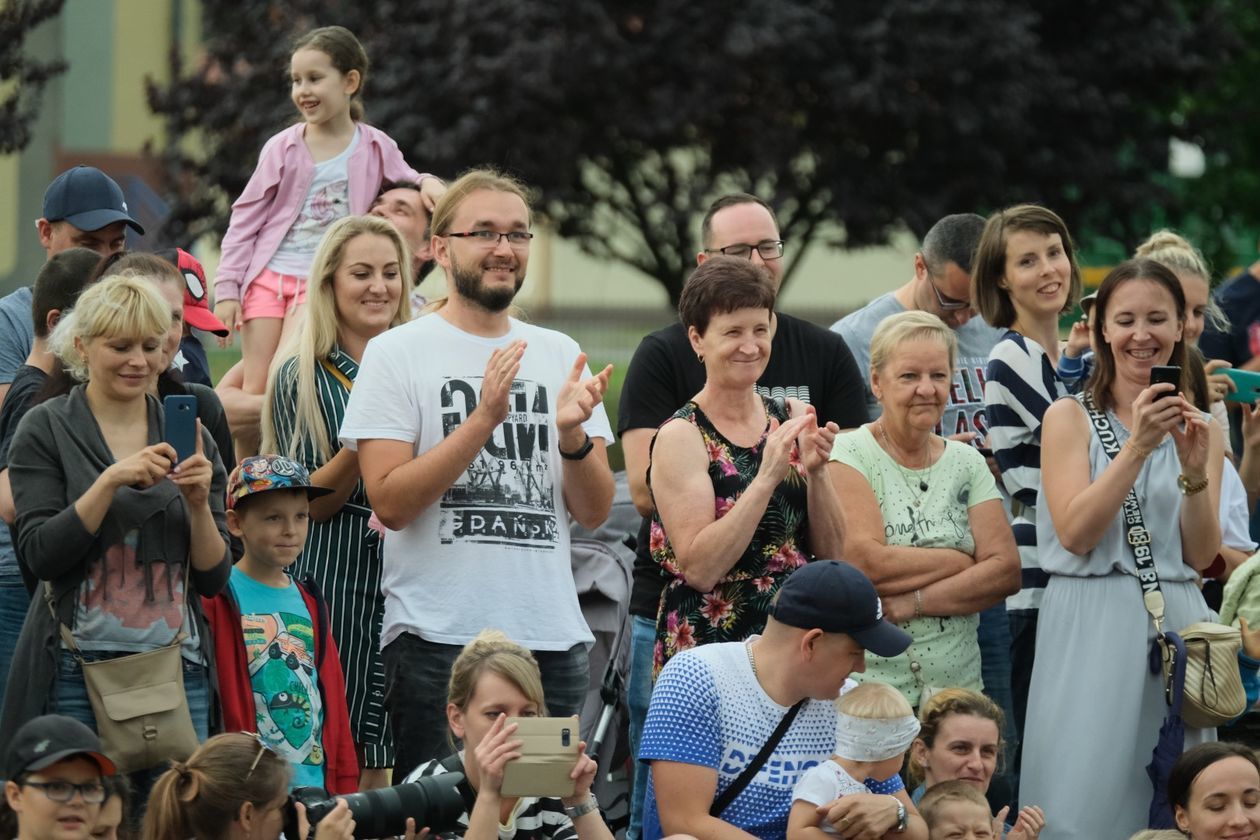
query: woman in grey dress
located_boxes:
[1022,259,1223,839]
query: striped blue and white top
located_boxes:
[984,331,1069,613]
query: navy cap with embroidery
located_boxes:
[770,560,912,658]
[42,166,144,235]
[4,714,117,780]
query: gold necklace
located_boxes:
[877,421,933,506]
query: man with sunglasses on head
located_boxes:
[617,193,868,840]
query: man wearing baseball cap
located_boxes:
[1,166,143,409]
[639,560,914,840]
[3,714,116,840]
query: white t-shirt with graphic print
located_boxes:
[339,313,610,651]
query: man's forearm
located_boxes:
[562,440,614,529]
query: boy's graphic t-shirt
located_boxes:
[229,566,325,789]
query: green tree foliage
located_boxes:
[148,0,1236,300]
[0,0,66,154]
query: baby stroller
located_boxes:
[570,470,637,836]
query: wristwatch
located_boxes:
[892,797,907,833]
[564,793,599,819]
[559,433,594,461]
[1178,473,1209,496]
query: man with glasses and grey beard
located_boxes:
[618,193,868,840]
[831,212,1017,810]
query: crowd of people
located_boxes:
[5,21,1260,840]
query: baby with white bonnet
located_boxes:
[788,682,925,839]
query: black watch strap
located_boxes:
[559,433,594,460]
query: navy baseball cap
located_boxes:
[770,560,912,658]
[42,166,144,235]
[4,714,116,779]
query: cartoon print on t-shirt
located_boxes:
[437,376,559,550]
[242,612,324,766]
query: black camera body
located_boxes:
[284,773,468,839]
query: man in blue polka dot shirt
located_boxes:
[639,560,913,840]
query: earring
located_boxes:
[697,353,704,363]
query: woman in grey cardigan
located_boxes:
[0,275,230,749]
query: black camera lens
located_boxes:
[284,773,467,839]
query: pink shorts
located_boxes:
[241,268,307,321]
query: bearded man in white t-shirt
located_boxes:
[340,168,615,780]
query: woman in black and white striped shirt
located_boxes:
[405,630,613,840]
[261,215,413,788]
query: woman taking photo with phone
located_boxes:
[1020,259,1222,839]
[0,275,230,749]
[403,630,613,840]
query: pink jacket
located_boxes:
[214,122,427,302]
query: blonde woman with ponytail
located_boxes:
[141,733,353,840]
[402,630,612,840]
[260,215,411,789]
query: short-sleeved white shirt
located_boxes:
[339,313,611,650]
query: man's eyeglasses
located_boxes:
[928,275,970,311]
[445,230,534,249]
[705,240,785,261]
[22,780,107,804]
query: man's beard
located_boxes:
[450,254,523,313]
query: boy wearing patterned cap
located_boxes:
[200,455,358,793]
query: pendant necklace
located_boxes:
[877,421,933,506]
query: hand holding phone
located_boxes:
[163,394,199,463]
[1224,368,1260,405]
[500,717,580,798]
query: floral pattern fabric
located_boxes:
[650,398,810,675]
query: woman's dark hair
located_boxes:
[1088,258,1188,410]
[141,734,289,840]
[1168,741,1260,811]
[677,255,776,336]
[1184,346,1211,412]
[971,204,1083,329]
[292,26,369,121]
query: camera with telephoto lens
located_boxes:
[283,773,468,839]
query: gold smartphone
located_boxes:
[499,717,579,798]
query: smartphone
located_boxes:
[1149,365,1181,401]
[1225,368,1260,404]
[163,395,198,463]
[499,717,579,798]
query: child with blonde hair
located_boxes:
[788,682,926,839]
[918,781,994,840]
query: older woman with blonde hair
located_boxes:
[261,214,412,788]
[827,311,1019,708]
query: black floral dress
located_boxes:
[649,397,811,675]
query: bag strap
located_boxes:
[710,699,805,818]
[438,752,479,814]
[320,357,353,392]
[1078,391,1166,634]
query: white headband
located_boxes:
[833,711,921,762]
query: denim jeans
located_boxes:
[625,615,657,840]
[0,579,30,716]
[384,632,590,780]
[977,602,1018,811]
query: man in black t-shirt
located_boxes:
[616,193,868,840]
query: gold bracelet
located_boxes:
[1178,473,1209,496]
[913,589,923,619]
[1125,439,1151,459]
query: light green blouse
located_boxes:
[830,426,1001,707]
